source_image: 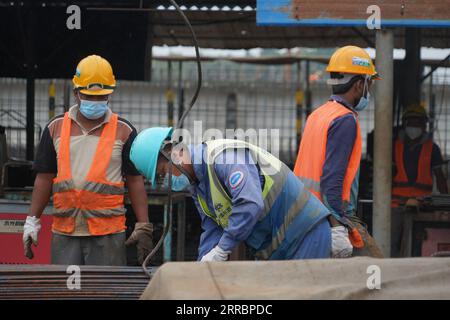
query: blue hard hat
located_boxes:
[130,127,173,186]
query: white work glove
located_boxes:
[331,226,353,258]
[23,216,41,259]
[200,245,231,262]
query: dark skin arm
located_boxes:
[126,175,149,223]
[433,167,448,194]
[328,215,341,227]
[29,173,55,217]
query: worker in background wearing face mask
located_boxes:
[294,46,383,258]
[22,55,153,265]
[391,105,447,256]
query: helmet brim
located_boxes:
[79,88,114,95]
[372,72,382,80]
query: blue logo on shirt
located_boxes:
[229,171,244,189]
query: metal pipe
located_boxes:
[304,60,312,117]
[429,71,435,139]
[26,72,35,161]
[176,201,186,261]
[178,61,185,128]
[167,60,174,127]
[295,62,303,156]
[48,81,56,120]
[25,6,36,161]
[373,29,394,257]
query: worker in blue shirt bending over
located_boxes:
[129,128,349,261]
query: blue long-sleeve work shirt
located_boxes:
[187,144,266,260]
[321,95,360,218]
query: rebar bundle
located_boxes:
[0,264,155,300]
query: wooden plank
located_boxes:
[257,0,450,27]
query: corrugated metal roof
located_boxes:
[0,1,256,10]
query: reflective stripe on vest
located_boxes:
[51,112,126,235]
[293,101,362,202]
[392,138,433,206]
[255,190,315,260]
[196,139,316,259]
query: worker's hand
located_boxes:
[125,222,154,265]
[405,198,419,207]
[200,245,231,262]
[22,216,41,259]
[331,226,353,258]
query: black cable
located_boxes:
[170,0,202,128]
[141,0,202,278]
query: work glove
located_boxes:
[125,222,154,265]
[200,245,231,262]
[22,216,41,259]
[331,226,353,258]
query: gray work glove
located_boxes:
[125,222,154,265]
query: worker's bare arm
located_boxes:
[29,173,55,218]
[126,174,149,223]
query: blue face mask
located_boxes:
[354,92,370,111]
[79,99,109,120]
[162,173,191,192]
[354,78,371,111]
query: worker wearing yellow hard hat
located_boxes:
[294,45,383,258]
[23,55,154,265]
[391,104,447,257]
[73,54,116,96]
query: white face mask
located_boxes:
[405,127,423,140]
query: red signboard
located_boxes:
[0,214,52,264]
[421,228,450,256]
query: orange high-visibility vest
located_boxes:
[52,112,126,236]
[294,100,362,203]
[392,138,433,207]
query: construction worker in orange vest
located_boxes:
[294,46,383,258]
[391,105,447,256]
[22,55,153,265]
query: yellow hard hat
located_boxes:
[402,104,429,121]
[72,55,116,96]
[326,46,380,79]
